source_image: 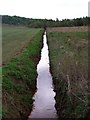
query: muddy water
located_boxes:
[28,31,57,119]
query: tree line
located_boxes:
[1,15,88,28]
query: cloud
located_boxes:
[0,0,88,20]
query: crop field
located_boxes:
[2,25,41,64]
[47,27,88,118]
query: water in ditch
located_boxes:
[28,31,57,119]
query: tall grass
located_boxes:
[47,31,88,119]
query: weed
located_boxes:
[47,29,88,119]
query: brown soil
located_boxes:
[47,26,88,32]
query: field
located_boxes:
[2,25,41,64]
[47,26,88,32]
[1,25,89,119]
[2,25,44,119]
[47,26,88,119]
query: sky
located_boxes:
[0,0,89,20]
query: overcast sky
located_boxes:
[0,0,89,20]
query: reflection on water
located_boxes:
[28,31,57,118]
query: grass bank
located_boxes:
[47,27,88,119]
[2,29,44,119]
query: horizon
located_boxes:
[1,14,88,21]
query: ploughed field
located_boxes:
[47,26,88,119]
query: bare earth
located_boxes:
[47,26,88,32]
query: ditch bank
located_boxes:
[29,31,57,119]
[47,30,89,119]
[2,29,44,119]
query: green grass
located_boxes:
[2,27,44,118]
[2,25,41,64]
[47,31,88,119]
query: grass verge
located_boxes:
[47,29,88,119]
[2,29,44,119]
